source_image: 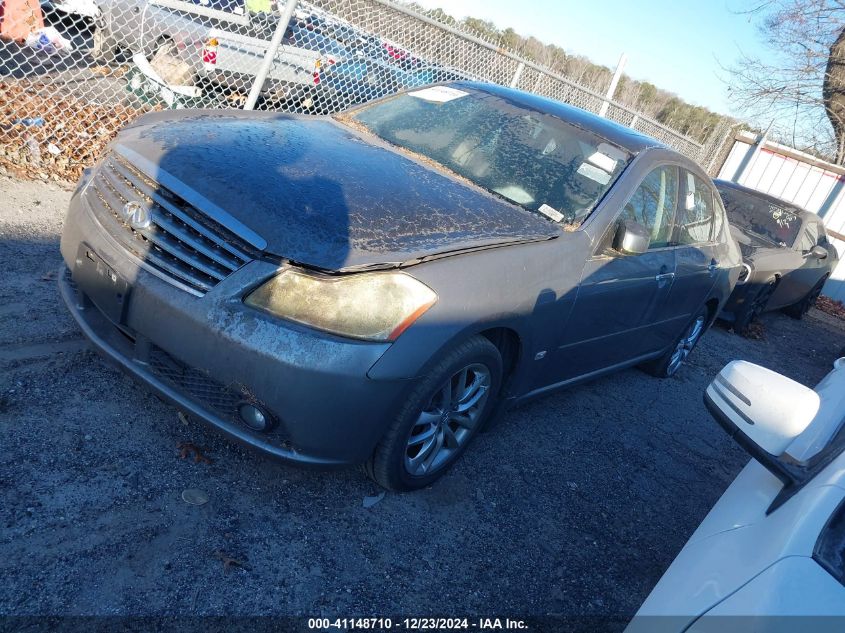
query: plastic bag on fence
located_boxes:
[24,27,74,55]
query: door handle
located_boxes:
[655,272,675,282]
[708,259,718,275]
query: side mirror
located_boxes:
[613,220,649,255]
[704,361,821,511]
[810,245,828,260]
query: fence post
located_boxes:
[598,53,626,118]
[244,0,300,111]
[703,122,734,176]
[510,62,525,88]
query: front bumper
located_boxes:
[59,191,411,467]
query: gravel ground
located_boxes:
[2,176,844,629]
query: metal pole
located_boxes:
[509,62,525,88]
[703,121,732,175]
[244,0,300,111]
[598,53,626,118]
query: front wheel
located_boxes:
[364,336,502,491]
[641,306,709,378]
[783,275,827,319]
[734,278,777,335]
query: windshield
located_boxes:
[717,185,802,246]
[346,86,631,225]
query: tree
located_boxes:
[726,1,845,162]
[400,1,731,144]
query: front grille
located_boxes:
[148,347,243,420]
[146,345,290,447]
[85,152,253,295]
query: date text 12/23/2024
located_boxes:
[308,618,529,630]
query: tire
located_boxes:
[641,306,709,378]
[364,336,502,491]
[734,278,778,335]
[783,275,827,319]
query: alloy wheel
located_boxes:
[667,314,706,376]
[404,363,491,476]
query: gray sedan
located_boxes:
[59,82,741,490]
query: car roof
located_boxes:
[713,178,820,221]
[449,81,668,155]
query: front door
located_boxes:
[771,220,829,308]
[552,164,681,382]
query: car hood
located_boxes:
[114,110,559,271]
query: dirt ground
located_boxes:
[2,175,844,629]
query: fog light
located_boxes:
[238,402,275,432]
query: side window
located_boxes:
[678,172,716,244]
[712,192,728,243]
[619,165,679,249]
[800,222,820,252]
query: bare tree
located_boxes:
[727,1,845,162]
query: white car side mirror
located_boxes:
[704,360,820,512]
[705,360,819,456]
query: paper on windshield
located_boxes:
[586,151,617,173]
[408,86,469,103]
[538,204,564,222]
[577,162,612,185]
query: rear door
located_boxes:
[664,170,720,339]
[552,164,680,381]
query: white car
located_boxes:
[628,356,845,632]
[41,0,100,19]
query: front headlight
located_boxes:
[244,269,437,342]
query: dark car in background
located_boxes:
[715,180,839,332]
[59,83,741,490]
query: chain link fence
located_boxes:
[1,0,722,183]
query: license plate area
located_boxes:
[73,244,132,325]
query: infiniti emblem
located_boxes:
[122,201,151,231]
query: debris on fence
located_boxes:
[0,81,154,182]
[24,26,74,55]
[0,0,728,186]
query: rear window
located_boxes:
[717,185,802,246]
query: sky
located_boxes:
[413,0,766,117]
